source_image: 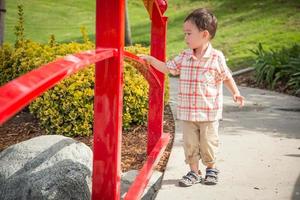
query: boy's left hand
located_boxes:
[233,94,245,108]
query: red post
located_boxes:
[147,3,168,155]
[92,0,124,199]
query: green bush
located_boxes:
[0,38,94,86]
[251,43,300,94]
[28,44,169,136]
[0,41,169,136]
[0,39,169,138]
[0,44,14,85]
[29,65,95,136]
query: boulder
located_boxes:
[0,135,92,200]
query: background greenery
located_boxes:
[252,43,300,94]
[4,0,300,71]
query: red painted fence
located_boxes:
[0,1,169,200]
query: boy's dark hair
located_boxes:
[185,8,218,39]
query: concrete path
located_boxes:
[156,77,300,200]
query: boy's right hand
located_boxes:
[138,54,153,65]
[138,54,169,74]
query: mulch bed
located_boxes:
[0,105,175,173]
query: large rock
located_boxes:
[0,135,92,200]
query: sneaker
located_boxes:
[178,171,202,187]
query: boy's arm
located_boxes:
[139,55,169,74]
[224,77,245,107]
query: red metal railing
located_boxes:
[0,48,116,124]
[0,1,168,200]
[124,51,162,88]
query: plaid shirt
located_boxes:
[166,43,232,121]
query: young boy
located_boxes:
[140,8,244,186]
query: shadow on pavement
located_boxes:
[292,174,300,200]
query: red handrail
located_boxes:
[124,51,162,88]
[0,48,116,125]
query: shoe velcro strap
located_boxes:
[182,175,193,182]
[187,171,199,180]
[206,169,219,177]
[205,172,217,178]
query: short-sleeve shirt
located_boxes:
[166,43,232,121]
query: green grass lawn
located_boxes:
[4,0,300,70]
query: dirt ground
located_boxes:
[0,105,174,173]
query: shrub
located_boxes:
[29,44,169,136]
[0,44,14,85]
[29,65,95,136]
[251,43,300,94]
[0,39,94,86]
[0,38,169,137]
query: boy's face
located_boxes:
[183,20,210,49]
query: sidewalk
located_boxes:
[156,77,300,200]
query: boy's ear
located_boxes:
[203,30,210,39]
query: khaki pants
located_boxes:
[181,120,219,166]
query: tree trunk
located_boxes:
[125,0,132,46]
[0,0,5,46]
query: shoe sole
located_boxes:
[204,181,217,185]
[178,180,201,187]
[178,181,192,187]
